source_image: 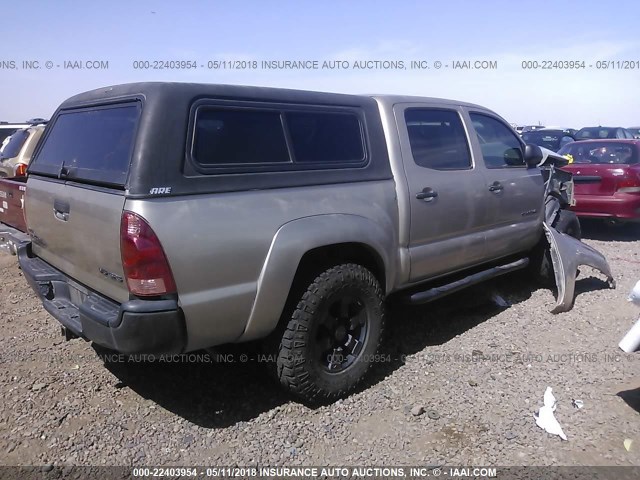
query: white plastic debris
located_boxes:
[619,280,640,353]
[619,318,640,353]
[628,280,640,306]
[534,387,567,440]
[572,399,584,409]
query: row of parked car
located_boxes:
[515,124,640,138]
[510,125,640,225]
[0,120,47,178]
[515,125,640,151]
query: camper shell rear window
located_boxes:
[29,103,140,187]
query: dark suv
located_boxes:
[575,126,635,140]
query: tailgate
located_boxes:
[24,103,140,304]
[25,177,128,303]
[0,177,27,232]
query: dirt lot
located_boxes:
[1,221,640,468]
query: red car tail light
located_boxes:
[120,211,177,296]
[617,170,640,193]
[14,164,28,176]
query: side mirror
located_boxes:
[524,144,543,167]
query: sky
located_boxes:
[2,0,640,127]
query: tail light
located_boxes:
[617,169,640,193]
[120,211,176,296]
[14,164,28,176]
[21,190,27,228]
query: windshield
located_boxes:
[558,142,637,164]
[29,103,140,186]
[522,131,565,151]
[0,128,19,145]
[522,125,545,133]
[576,128,618,139]
[0,129,29,160]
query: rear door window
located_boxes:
[29,103,140,186]
[404,109,472,170]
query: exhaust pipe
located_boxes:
[606,218,620,227]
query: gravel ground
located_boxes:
[1,220,639,468]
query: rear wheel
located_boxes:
[275,263,384,403]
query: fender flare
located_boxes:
[238,214,396,341]
[543,223,615,313]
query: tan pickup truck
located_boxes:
[16,83,615,402]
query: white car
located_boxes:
[0,124,46,177]
[0,123,31,144]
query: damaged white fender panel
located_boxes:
[543,223,616,313]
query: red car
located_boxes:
[558,140,640,223]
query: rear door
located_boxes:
[465,111,545,260]
[25,103,140,303]
[394,104,490,281]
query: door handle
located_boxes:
[416,187,438,202]
[54,210,69,221]
[53,198,70,221]
[53,199,70,213]
[489,181,503,193]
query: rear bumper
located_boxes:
[570,193,640,222]
[0,222,30,254]
[17,242,186,354]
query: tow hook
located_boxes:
[37,281,54,300]
[60,326,78,341]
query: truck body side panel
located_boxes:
[125,180,398,351]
